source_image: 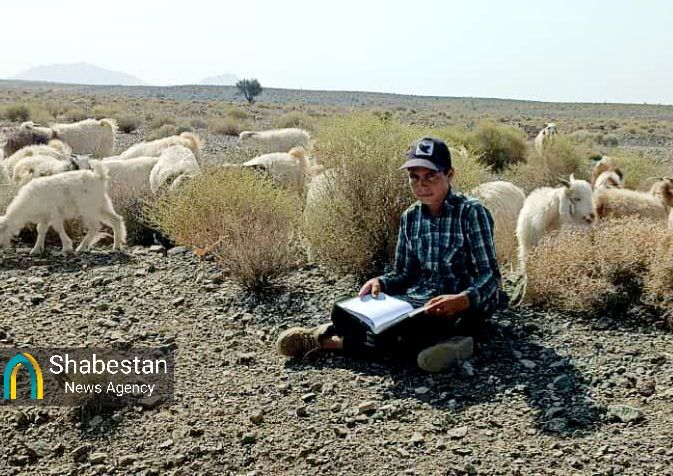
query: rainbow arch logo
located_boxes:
[3,352,44,400]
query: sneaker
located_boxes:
[276,323,332,358]
[416,336,474,373]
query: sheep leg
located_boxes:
[76,222,101,253]
[99,203,127,251]
[51,220,73,254]
[30,221,50,256]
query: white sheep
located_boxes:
[470,181,526,266]
[238,128,310,154]
[20,119,117,158]
[114,132,203,164]
[593,170,624,190]
[516,175,594,271]
[3,140,72,177]
[0,161,126,255]
[534,123,557,155]
[96,156,161,200]
[590,155,623,188]
[242,146,310,190]
[594,178,673,222]
[149,145,201,194]
[12,155,86,187]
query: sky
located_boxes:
[1,0,672,104]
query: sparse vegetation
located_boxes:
[208,116,245,136]
[273,111,316,131]
[524,217,673,317]
[469,122,527,172]
[2,103,31,122]
[147,124,179,141]
[116,114,140,133]
[148,167,299,290]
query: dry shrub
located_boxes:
[504,137,591,193]
[91,104,121,120]
[148,124,179,141]
[116,114,140,133]
[61,107,89,122]
[469,122,527,172]
[226,107,248,120]
[273,111,316,131]
[304,114,490,276]
[149,116,177,130]
[147,167,299,290]
[524,217,673,315]
[2,103,30,122]
[189,117,208,129]
[208,116,244,136]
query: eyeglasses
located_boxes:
[408,171,443,186]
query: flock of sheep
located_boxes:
[0,117,672,299]
[0,118,322,255]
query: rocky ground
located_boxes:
[0,247,672,475]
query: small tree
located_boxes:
[236,78,263,104]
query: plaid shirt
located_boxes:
[378,189,501,314]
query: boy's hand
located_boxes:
[358,278,382,298]
[424,292,470,317]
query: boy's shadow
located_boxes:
[287,309,604,436]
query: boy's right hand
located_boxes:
[358,278,382,298]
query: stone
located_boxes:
[149,245,165,253]
[357,401,377,414]
[333,426,349,438]
[241,432,257,445]
[606,405,644,423]
[414,386,430,395]
[71,444,92,463]
[157,439,174,449]
[167,246,189,256]
[409,432,424,445]
[250,409,264,425]
[519,359,537,370]
[119,454,139,467]
[447,425,468,439]
[301,392,317,402]
[88,452,107,464]
[172,296,185,306]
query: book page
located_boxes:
[337,293,414,331]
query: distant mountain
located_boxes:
[199,73,239,86]
[9,62,148,86]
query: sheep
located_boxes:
[3,125,55,157]
[534,122,557,155]
[12,155,88,187]
[516,175,594,272]
[593,170,624,190]
[20,119,117,158]
[96,156,161,200]
[149,145,201,194]
[0,161,126,255]
[3,140,72,177]
[238,128,310,154]
[469,181,526,266]
[114,132,203,164]
[590,155,623,188]
[241,146,310,190]
[594,178,673,223]
[0,162,9,185]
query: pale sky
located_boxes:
[2,0,672,104]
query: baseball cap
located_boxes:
[399,137,451,172]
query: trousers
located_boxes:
[327,294,490,360]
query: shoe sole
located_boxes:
[417,337,474,373]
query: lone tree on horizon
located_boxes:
[236,78,263,104]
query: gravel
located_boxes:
[1,247,673,475]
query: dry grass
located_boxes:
[273,111,316,131]
[503,137,593,193]
[469,122,527,172]
[147,167,300,290]
[524,217,673,316]
[304,114,491,276]
[603,152,672,191]
[208,116,245,136]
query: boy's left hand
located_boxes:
[424,293,470,317]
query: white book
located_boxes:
[336,293,428,334]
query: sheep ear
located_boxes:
[569,174,575,182]
[559,177,570,188]
[616,168,624,179]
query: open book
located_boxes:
[335,293,428,334]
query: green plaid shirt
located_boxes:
[378,190,501,314]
